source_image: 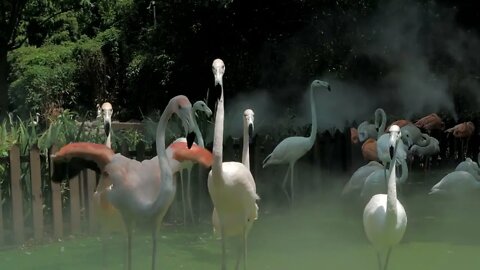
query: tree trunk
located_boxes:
[0,45,8,118]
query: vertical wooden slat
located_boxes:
[86,169,97,232]
[0,174,4,245]
[70,175,81,234]
[136,141,145,161]
[120,141,129,157]
[50,146,63,239]
[9,145,24,244]
[30,146,43,242]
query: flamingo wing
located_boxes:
[51,142,114,182]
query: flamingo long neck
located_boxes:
[386,142,399,225]
[151,103,174,214]
[308,86,317,147]
[212,86,224,178]
[242,121,250,170]
[192,109,205,148]
[375,108,387,138]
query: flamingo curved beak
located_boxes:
[104,118,111,137]
[248,123,254,144]
[187,132,196,149]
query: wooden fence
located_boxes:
[0,126,478,247]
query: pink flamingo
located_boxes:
[414,113,445,132]
[445,121,475,159]
[51,95,212,270]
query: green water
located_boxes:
[2,170,480,270]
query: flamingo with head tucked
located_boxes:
[445,121,475,159]
[51,95,212,270]
[262,79,331,205]
[414,113,445,132]
[208,59,259,270]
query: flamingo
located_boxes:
[445,121,475,159]
[361,158,408,200]
[409,134,440,171]
[414,113,445,132]
[101,102,113,148]
[342,161,383,196]
[350,127,359,144]
[386,119,411,130]
[359,108,387,162]
[175,100,212,225]
[241,109,254,170]
[454,157,480,180]
[362,138,379,161]
[51,95,212,270]
[429,171,480,196]
[363,125,407,270]
[262,79,331,204]
[207,59,259,270]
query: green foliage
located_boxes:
[8,44,77,117]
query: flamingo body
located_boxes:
[430,171,480,195]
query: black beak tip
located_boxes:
[327,85,331,91]
[248,124,254,144]
[186,132,196,149]
[389,146,394,160]
[104,121,111,137]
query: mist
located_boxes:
[216,0,480,138]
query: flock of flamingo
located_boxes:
[49,58,480,270]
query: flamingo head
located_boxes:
[193,100,213,118]
[243,109,255,144]
[311,79,331,91]
[101,102,113,137]
[389,124,401,159]
[212,59,225,87]
[171,95,196,148]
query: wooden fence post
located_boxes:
[50,145,63,239]
[30,146,43,242]
[85,169,97,233]
[0,168,4,245]
[70,175,81,234]
[136,141,146,161]
[9,145,24,244]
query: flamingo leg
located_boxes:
[383,248,392,270]
[180,170,186,225]
[281,165,291,202]
[234,226,248,270]
[234,236,242,270]
[186,166,195,225]
[151,223,157,270]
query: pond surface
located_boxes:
[1,169,480,270]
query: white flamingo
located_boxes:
[454,157,480,181]
[101,102,113,148]
[361,158,408,200]
[262,79,331,204]
[363,125,407,270]
[429,171,480,196]
[409,134,440,171]
[342,161,383,196]
[242,109,254,170]
[208,59,259,270]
